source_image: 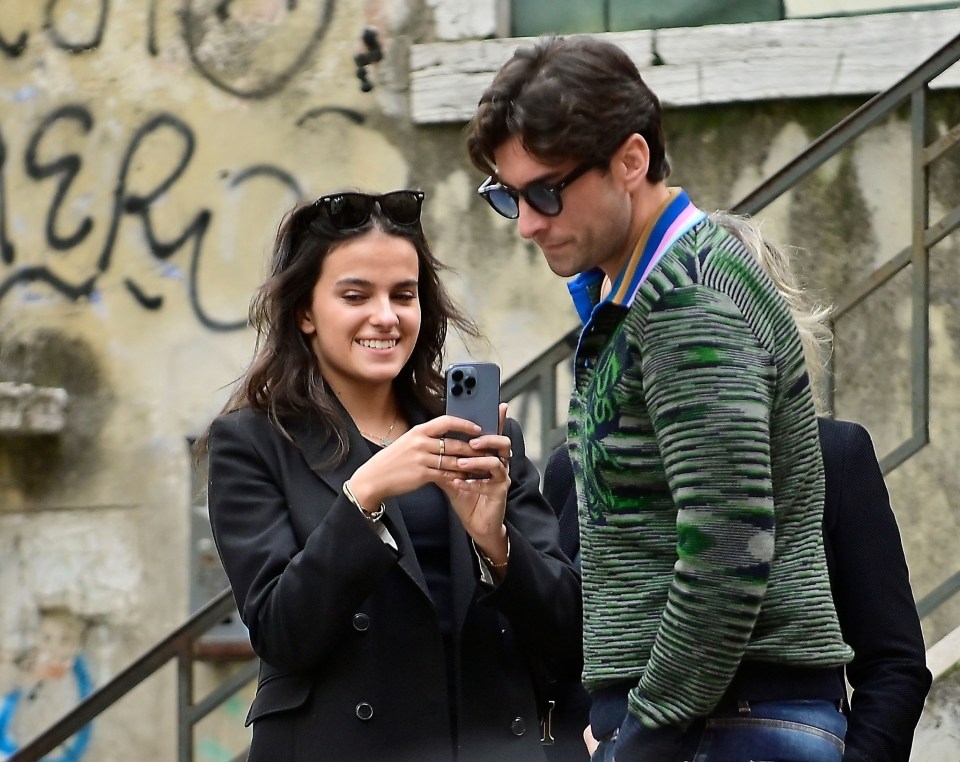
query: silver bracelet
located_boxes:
[478,534,510,569]
[342,480,386,523]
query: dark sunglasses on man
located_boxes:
[477,162,593,219]
[314,190,424,230]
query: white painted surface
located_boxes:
[0,382,68,434]
[926,625,960,680]
[410,9,960,123]
[913,629,960,761]
[786,0,958,16]
[426,0,498,40]
[21,512,143,620]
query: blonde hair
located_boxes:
[711,211,833,413]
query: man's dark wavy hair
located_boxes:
[466,35,670,181]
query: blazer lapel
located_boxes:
[448,517,480,637]
[286,407,432,601]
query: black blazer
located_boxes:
[207,407,581,762]
[818,418,931,762]
[542,417,930,762]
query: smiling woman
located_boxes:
[297,229,422,406]
[194,189,582,761]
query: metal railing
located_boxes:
[11,29,960,762]
[9,590,254,762]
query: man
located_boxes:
[543,415,932,762]
[466,36,854,760]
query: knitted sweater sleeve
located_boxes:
[624,283,776,747]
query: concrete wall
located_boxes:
[0,1,957,759]
[914,664,960,760]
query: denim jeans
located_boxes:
[592,699,846,762]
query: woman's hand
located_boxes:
[584,724,599,757]
[438,403,512,565]
[347,405,512,566]
[346,414,476,509]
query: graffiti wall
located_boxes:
[0,1,440,758]
[2,1,958,759]
[0,1,404,327]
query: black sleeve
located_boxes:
[481,419,583,672]
[542,444,581,565]
[207,412,397,673]
[820,420,932,762]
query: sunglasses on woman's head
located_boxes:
[477,162,593,219]
[314,190,425,230]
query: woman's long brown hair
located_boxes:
[195,196,481,464]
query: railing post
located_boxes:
[539,366,558,462]
[178,648,195,762]
[910,87,931,454]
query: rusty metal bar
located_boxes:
[734,33,960,216]
[178,650,195,762]
[8,589,237,762]
[501,330,576,400]
[188,659,259,726]
[918,571,960,618]
[879,433,928,475]
[926,205,960,249]
[910,87,931,457]
[832,245,913,317]
[922,118,960,164]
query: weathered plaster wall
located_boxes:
[0,1,431,759]
[652,95,960,649]
[915,663,960,760]
[0,1,957,758]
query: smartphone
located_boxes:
[444,361,501,441]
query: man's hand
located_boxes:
[584,724,599,757]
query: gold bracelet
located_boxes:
[479,535,510,569]
[342,480,386,523]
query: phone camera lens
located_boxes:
[452,369,464,383]
[464,376,476,389]
[451,384,463,396]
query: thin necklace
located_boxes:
[359,414,399,446]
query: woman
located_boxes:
[200,189,581,761]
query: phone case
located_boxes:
[444,361,500,440]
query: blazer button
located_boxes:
[356,702,374,721]
[352,613,370,632]
[510,717,526,736]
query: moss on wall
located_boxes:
[664,97,870,209]
[0,330,110,498]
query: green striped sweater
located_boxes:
[568,217,853,731]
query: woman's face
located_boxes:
[298,229,421,394]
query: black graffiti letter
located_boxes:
[0,112,96,303]
[0,27,28,57]
[119,114,206,259]
[96,113,199,275]
[45,0,109,53]
[0,128,14,264]
[147,0,159,55]
[100,113,220,322]
[24,105,95,251]
[186,164,301,331]
[180,0,334,98]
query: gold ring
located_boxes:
[439,437,446,456]
[437,453,444,470]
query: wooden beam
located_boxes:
[410,8,960,124]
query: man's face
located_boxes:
[491,136,634,280]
